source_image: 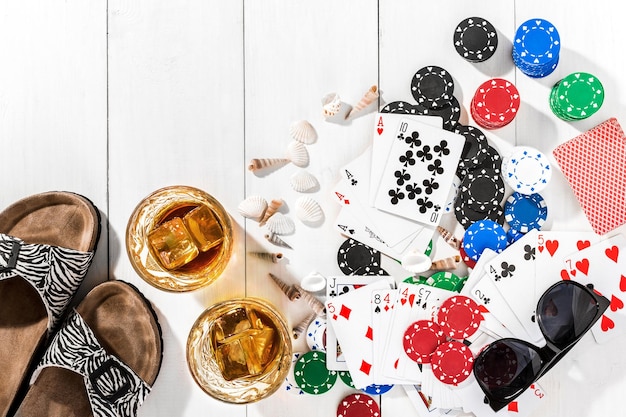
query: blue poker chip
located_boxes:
[504,192,548,233]
[506,228,525,245]
[361,384,394,395]
[512,18,560,78]
[462,220,507,261]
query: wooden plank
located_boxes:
[243,1,379,415]
[108,1,246,415]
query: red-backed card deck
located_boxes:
[553,118,626,235]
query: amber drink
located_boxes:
[126,186,233,292]
[187,298,292,403]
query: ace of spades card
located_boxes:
[374,118,464,227]
[561,234,626,344]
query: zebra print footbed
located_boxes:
[0,233,95,334]
[32,309,152,417]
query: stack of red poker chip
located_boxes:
[403,320,447,364]
[436,295,483,340]
[337,393,380,417]
[431,341,474,386]
[471,78,520,129]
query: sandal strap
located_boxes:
[0,233,94,333]
[32,310,152,417]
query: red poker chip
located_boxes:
[459,244,477,268]
[471,78,520,128]
[337,393,380,417]
[437,295,483,340]
[403,320,446,364]
[431,341,474,386]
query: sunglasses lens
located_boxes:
[474,339,542,402]
[538,281,599,348]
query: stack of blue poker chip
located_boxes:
[512,18,560,78]
[504,192,548,233]
[462,220,508,262]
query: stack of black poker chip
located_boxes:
[453,17,498,63]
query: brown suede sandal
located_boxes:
[0,191,100,417]
[14,280,163,417]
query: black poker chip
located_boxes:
[380,101,415,114]
[353,264,389,276]
[337,238,381,275]
[454,124,489,173]
[411,96,461,131]
[476,145,502,172]
[453,17,498,63]
[459,167,505,212]
[454,196,505,229]
[410,66,455,110]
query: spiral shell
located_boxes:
[293,311,316,339]
[259,198,283,227]
[264,212,295,235]
[249,251,283,263]
[294,284,325,316]
[248,158,290,172]
[295,196,323,223]
[237,195,268,222]
[265,233,292,249]
[289,120,318,145]
[290,170,319,193]
[269,273,301,301]
[347,85,379,119]
[287,141,309,167]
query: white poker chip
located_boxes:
[503,146,552,195]
[284,352,306,395]
[306,317,327,352]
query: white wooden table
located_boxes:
[2,1,625,416]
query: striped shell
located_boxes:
[289,120,317,144]
[290,170,319,193]
[259,198,283,227]
[287,141,309,167]
[248,158,289,172]
[237,195,267,222]
[264,212,295,235]
[295,196,323,223]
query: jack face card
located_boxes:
[561,234,626,343]
[374,118,465,227]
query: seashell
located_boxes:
[259,198,283,226]
[295,196,323,223]
[321,92,352,121]
[300,271,327,293]
[436,225,461,250]
[237,195,268,222]
[269,273,301,301]
[347,85,379,119]
[249,251,283,263]
[289,120,317,144]
[264,212,295,235]
[290,170,319,193]
[292,311,316,339]
[265,233,292,249]
[430,255,461,271]
[287,141,309,168]
[248,158,290,172]
[401,249,433,274]
[293,284,326,316]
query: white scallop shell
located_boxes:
[295,196,323,223]
[289,120,317,144]
[237,195,267,222]
[264,212,295,235]
[287,141,309,167]
[300,271,327,293]
[290,170,319,193]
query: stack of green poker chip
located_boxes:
[549,72,604,121]
[293,351,337,395]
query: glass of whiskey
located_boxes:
[126,185,233,292]
[186,298,292,403]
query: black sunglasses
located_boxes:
[473,280,609,412]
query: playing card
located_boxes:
[325,275,393,371]
[456,376,547,417]
[403,384,461,417]
[370,113,444,206]
[325,279,392,388]
[371,288,403,385]
[552,118,626,234]
[334,206,397,259]
[484,230,545,344]
[561,234,626,343]
[374,118,465,227]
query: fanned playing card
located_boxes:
[552,118,626,235]
[374,118,465,227]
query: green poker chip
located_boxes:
[426,271,464,292]
[293,351,337,395]
[338,370,355,388]
[403,275,429,285]
[549,72,604,121]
